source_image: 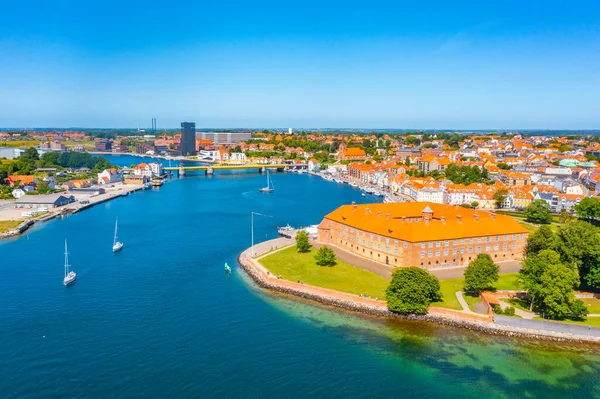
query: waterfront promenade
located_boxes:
[241,237,600,343]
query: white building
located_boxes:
[97,168,123,185]
[308,159,321,172]
[415,187,447,204]
[229,152,247,164]
[134,162,163,178]
[198,150,221,162]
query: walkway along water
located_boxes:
[239,238,600,344]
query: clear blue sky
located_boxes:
[1,0,599,129]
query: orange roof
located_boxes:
[344,148,366,157]
[8,175,36,184]
[321,202,528,242]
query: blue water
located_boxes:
[2,168,600,398]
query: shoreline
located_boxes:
[238,239,600,345]
[0,183,148,241]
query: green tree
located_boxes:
[524,225,559,257]
[386,267,441,314]
[558,209,575,224]
[539,262,580,319]
[493,189,508,208]
[518,249,561,310]
[524,200,552,224]
[36,181,51,194]
[295,230,311,253]
[556,220,600,289]
[314,246,336,266]
[574,197,600,223]
[463,254,499,293]
[19,147,39,163]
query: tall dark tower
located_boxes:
[180,122,197,155]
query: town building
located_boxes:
[317,202,528,269]
[97,168,123,185]
[336,138,367,161]
[180,122,197,155]
[196,132,252,145]
[94,139,112,152]
[15,194,75,209]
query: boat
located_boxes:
[224,263,232,274]
[63,240,77,286]
[322,174,333,181]
[278,224,296,238]
[349,181,359,188]
[151,178,163,187]
[361,193,366,197]
[259,170,275,193]
[112,218,124,252]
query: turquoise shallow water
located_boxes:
[1,156,600,398]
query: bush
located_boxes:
[315,246,336,266]
[570,299,589,321]
[504,306,516,316]
[494,306,504,315]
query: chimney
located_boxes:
[377,211,382,218]
[441,216,446,224]
[365,207,370,215]
[457,215,462,223]
[353,203,357,211]
[491,212,496,219]
[401,216,406,223]
[386,213,390,220]
[474,212,479,221]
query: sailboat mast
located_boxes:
[64,240,69,277]
[114,218,118,245]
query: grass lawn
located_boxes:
[0,220,21,233]
[433,278,464,310]
[533,316,600,328]
[581,298,600,314]
[0,140,40,148]
[433,272,520,310]
[495,273,521,290]
[259,246,389,299]
[463,293,483,312]
[506,297,533,313]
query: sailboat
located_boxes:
[224,262,232,274]
[63,240,77,286]
[112,218,124,252]
[259,170,275,193]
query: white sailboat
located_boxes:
[259,170,275,193]
[112,218,124,252]
[63,240,76,286]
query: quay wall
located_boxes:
[238,239,600,345]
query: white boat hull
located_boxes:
[112,242,124,252]
[63,272,77,286]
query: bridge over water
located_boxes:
[163,163,307,176]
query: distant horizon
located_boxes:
[2,126,600,134]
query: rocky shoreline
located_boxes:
[238,246,600,345]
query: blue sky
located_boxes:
[1,0,599,129]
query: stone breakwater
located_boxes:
[238,243,600,345]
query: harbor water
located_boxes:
[1,159,600,398]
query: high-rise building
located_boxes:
[180,122,197,155]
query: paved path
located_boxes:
[456,291,472,313]
[312,241,394,279]
[495,315,600,336]
[430,260,521,279]
[250,237,294,258]
[497,298,536,319]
